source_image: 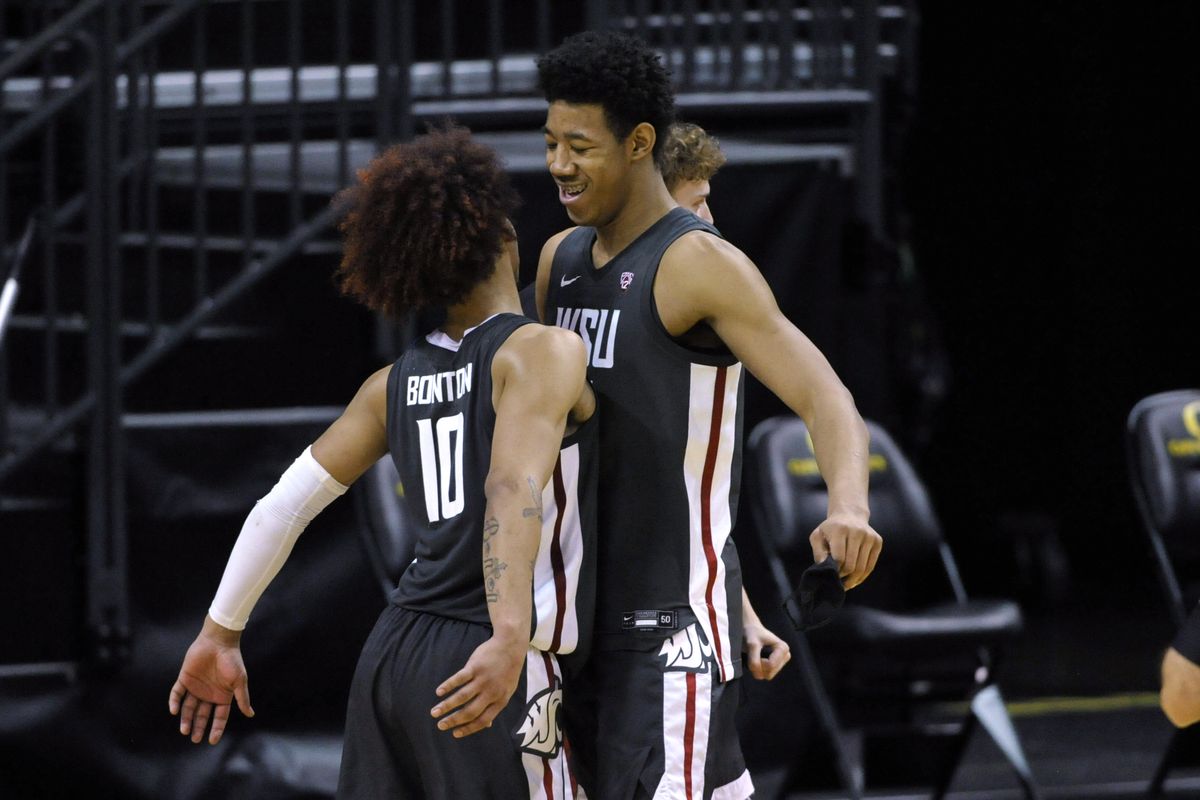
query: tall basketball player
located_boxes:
[169,127,596,799]
[535,32,882,799]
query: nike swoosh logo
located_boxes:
[560,275,580,287]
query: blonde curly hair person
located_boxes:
[660,121,726,223]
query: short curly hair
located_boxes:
[333,126,519,316]
[661,122,727,191]
[537,31,675,164]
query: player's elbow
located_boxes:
[484,473,527,505]
[1161,684,1200,728]
[1161,648,1200,728]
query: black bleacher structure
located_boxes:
[0,3,930,797]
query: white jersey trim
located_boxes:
[425,313,505,352]
[711,769,754,800]
[682,362,742,683]
[532,445,585,654]
[654,660,714,800]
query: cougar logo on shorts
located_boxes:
[516,685,564,759]
[658,622,714,673]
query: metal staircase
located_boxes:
[0,0,913,676]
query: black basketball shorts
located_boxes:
[563,621,753,800]
[337,605,582,799]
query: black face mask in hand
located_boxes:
[783,555,845,632]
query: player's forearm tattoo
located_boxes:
[482,516,507,603]
[484,556,508,603]
[522,476,543,522]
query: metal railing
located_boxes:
[0,0,906,668]
[0,0,416,667]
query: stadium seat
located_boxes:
[746,416,1038,799]
[354,455,419,599]
[1126,389,1200,796]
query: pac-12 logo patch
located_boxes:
[658,623,715,673]
[515,684,564,758]
[619,271,635,291]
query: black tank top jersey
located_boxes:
[544,207,745,682]
[386,313,597,660]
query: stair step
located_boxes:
[3,405,78,451]
[151,133,854,195]
[122,405,342,431]
[124,405,342,521]
[52,230,340,256]
[6,314,273,340]
[0,495,69,512]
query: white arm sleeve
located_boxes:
[208,446,349,630]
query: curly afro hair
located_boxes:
[537,31,675,165]
[333,125,519,316]
[661,122,727,191]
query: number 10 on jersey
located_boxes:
[416,412,465,521]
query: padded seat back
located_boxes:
[357,456,419,596]
[1128,390,1200,561]
[748,416,949,611]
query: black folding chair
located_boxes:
[354,454,419,599]
[746,416,1039,799]
[1126,389,1200,796]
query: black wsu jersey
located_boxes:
[387,313,597,659]
[545,208,745,682]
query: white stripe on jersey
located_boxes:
[531,444,584,654]
[711,769,754,800]
[655,653,714,800]
[682,363,742,684]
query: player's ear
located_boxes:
[627,122,656,163]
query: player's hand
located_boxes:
[810,512,882,590]
[168,616,255,745]
[744,620,791,680]
[430,635,526,739]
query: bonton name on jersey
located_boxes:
[405,365,473,406]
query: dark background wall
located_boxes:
[905,1,1199,604]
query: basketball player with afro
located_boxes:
[536,32,883,799]
[169,126,597,799]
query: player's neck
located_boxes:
[592,173,676,267]
[442,270,522,340]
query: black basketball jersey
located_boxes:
[387,313,597,659]
[544,207,745,682]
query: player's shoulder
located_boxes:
[499,322,587,372]
[501,321,585,367]
[538,226,581,263]
[661,228,757,287]
[493,323,588,403]
[361,363,394,397]
[347,362,394,425]
[664,228,751,268]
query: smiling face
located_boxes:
[543,101,640,229]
